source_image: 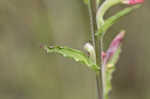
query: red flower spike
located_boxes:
[123,0,144,5]
[103,31,125,64]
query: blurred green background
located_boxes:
[0,0,149,99]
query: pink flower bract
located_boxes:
[123,0,144,5]
[129,0,144,5]
[102,31,125,64]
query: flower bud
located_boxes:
[84,43,96,63]
[122,0,144,5]
[103,30,125,64]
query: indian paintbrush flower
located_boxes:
[122,0,144,5]
[102,30,125,64]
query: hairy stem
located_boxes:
[100,36,105,99]
[88,0,97,46]
[88,0,103,99]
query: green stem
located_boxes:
[88,0,103,99]
[88,0,97,47]
[95,37,103,99]
[100,36,106,99]
[96,1,121,99]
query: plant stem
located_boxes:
[88,0,97,47]
[88,0,103,99]
[100,36,105,99]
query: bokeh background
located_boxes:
[0,0,149,99]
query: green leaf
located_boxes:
[44,46,99,71]
[96,0,122,27]
[96,5,141,36]
[105,66,115,99]
[105,47,122,99]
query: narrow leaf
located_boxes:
[96,5,141,36]
[44,46,99,71]
[105,66,115,99]
[105,47,122,98]
[96,0,122,27]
